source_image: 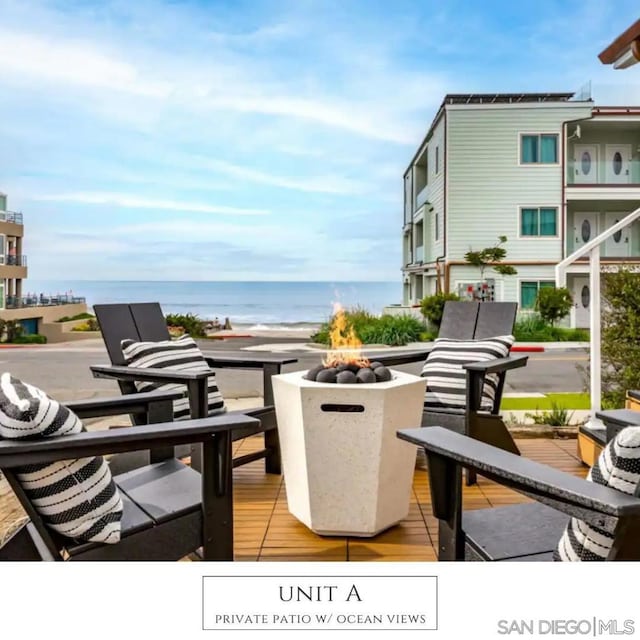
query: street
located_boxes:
[0,338,589,402]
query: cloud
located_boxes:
[31,192,270,216]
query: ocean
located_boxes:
[24,280,402,328]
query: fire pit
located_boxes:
[272,307,427,537]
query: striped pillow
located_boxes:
[420,335,513,411]
[554,426,640,561]
[0,373,123,544]
[121,334,225,419]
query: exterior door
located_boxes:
[573,212,598,250]
[573,144,598,184]
[604,212,630,257]
[573,277,590,329]
[605,144,631,183]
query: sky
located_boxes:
[1,0,639,282]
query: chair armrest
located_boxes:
[362,348,432,367]
[64,389,186,418]
[202,352,298,369]
[463,354,528,374]
[0,414,260,468]
[397,427,640,518]
[90,363,213,383]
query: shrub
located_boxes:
[535,287,572,326]
[55,312,95,323]
[419,292,460,328]
[70,318,99,331]
[0,319,23,343]
[513,314,589,342]
[525,401,574,426]
[165,313,206,338]
[311,308,423,346]
[11,334,47,344]
[600,268,640,408]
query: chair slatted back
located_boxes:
[473,302,517,339]
[438,302,479,339]
[130,303,171,342]
[94,304,142,366]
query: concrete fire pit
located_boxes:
[272,369,427,537]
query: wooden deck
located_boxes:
[230,436,587,562]
[0,436,586,561]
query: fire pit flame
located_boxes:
[323,304,370,368]
[306,304,391,384]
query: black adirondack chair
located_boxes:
[370,302,527,482]
[0,390,259,561]
[90,303,298,474]
[398,426,640,561]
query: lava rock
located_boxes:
[373,366,392,382]
[370,361,384,370]
[347,363,361,373]
[336,370,357,384]
[356,367,376,384]
[305,365,326,381]
[316,368,338,383]
[336,363,350,372]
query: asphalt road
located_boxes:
[0,337,589,402]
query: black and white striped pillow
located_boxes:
[121,334,225,419]
[420,335,513,411]
[555,426,640,561]
[0,373,123,544]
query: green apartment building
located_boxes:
[402,92,640,328]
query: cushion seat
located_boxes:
[65,459,204,561]
[464,503,568,561]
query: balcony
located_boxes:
[415,185,431,211]
[0,210,23,225]
[4,293,86,309]
[0,255,27,267]
[415,245,424,262]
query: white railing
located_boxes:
[556,205,640,424]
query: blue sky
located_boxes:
[1,0,639,282]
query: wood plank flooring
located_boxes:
[230,436,587,562]
[0,436,586,561]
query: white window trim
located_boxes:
[516,204,560,239]
[518,131,561,167]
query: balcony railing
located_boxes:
[415,185,431,210]
[0,210,24,224]
[0,255,27,266]
[566,158,640,185]
[415,245,424,262]
[4,294,86,309]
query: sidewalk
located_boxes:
[243,340,590,354]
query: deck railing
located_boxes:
[556,205,640,425]
[4,294,86,309]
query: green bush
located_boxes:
[11,334,47,344]
[311,308,424,346]
[514,313,589,342]
[419,292,460,328]
[165,312,206,338]
[600,269,640,408]
[535,287,572,326]
[525,401,574,426]
[55,312,95,323]
[70,318,99,331]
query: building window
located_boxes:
[520,207,557,236]
[435,212,439,240]
[435,146,440,174]
[520,134,558,164]
[520,281,555,309]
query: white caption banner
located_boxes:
[202,574,438,631]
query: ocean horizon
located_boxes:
[24,280,402,327]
